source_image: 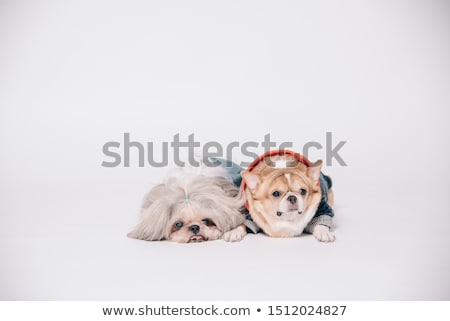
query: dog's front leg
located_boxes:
[305,215,335,242]
[222,224,247,242]
[312,225,335,242]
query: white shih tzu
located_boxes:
[128,159,247,243]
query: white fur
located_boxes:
[284,173,291,185]
[267,205,317,237]
[223,225,247,242]
[313,225,336,242]
[128,162,246,242]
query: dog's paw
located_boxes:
[223,225,247,242]
[313,225,335,242]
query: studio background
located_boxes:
[1,0,449,300]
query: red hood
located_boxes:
[241,149,312,192]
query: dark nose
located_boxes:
[287,195,297,205]
[189,225,200,234]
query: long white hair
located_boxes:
[128,164,245,241]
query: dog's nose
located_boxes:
[287,195,297,204]
[189,225,200,234]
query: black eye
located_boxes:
[300,188,307,196]
[202,219,210,226]
[272,191,281,197]
[174,221,183,229]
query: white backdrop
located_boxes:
[1,0,449,300]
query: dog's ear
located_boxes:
[127,203,172,241]
[307,160,322,185]
[241,171,261,193]
[127,185,174,241]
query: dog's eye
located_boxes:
[272,191,281,197]
[300,188,307,195]
[202,219,215,226]
[174,221,183,229]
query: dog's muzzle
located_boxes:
[189,235,207,242]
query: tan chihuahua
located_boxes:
[241,150,335,242]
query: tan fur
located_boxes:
[242,155,325,238]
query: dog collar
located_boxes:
[241,150,315,210]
